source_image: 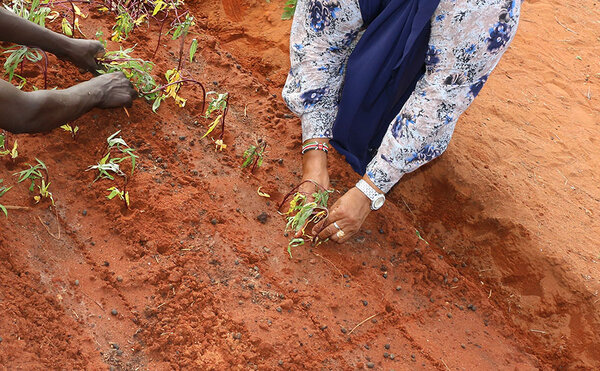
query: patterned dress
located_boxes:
[283,0,521,193]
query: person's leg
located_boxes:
[0,72,136,133]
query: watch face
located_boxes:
[373,195,385,210]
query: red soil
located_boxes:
[1,0,599,369]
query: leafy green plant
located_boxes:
[2,46,47,88]
[202,92,229,150]
[0,134,18,160]
[97,47,206,113]
[87,130,138,182]
[281,0,297,20]
[278,180,332,257]
[106,186,130,208]
[14,158,54,205]
[0,179,12,217]
[60,124,79,139]
[242,140,267,172]
[3,0,53,27]
[189,38,198,63]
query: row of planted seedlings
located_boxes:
[0,0,232,214]
[2,0,322,258]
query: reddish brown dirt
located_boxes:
[1,0,599,369]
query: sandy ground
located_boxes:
[0,0,598,369]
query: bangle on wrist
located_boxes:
[302,141,330,155]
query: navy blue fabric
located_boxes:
[330,0,441,175]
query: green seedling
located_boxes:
[14,158,54,205]
[0,134,18,160]
[106,186,130,208]
[189,38,198,63]
[87,130,138,181]
[279,181,332,257]
[60,124,79,139]
[97,47,160,101]
[112,6,137,42]
[4,0,54,27]
[202,92,229,150]
[169,14,194,40]
[0,179,12,217]
[242,140,267,172]
[281,0,297,20]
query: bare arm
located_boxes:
[0,8,102,72]
[0,73,136,134]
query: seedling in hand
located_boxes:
[278,180,332,257]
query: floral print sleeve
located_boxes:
[367,0,521,193]
[282,0,363,142]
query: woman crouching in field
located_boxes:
[282,0,520,242]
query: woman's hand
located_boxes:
[311,186,371,243]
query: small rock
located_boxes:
[461,344,466,349]
[257,212,269,224]
[320,325,328,331]
[82,210,87,216]
[396,286,401,291]
[364,344,370,350]
[447,313,453,319]
[371,318,377,323]
[389,353,395,360]
[103,261,110,267]
[382,272,388,279]
[0,336,3,343]
[111,309,118,316]
[116,276,123,282]
[365,230,372,235]
[378,228,385,234]
[430,297,435,303]
[468,304,477,311]
[452,277,459,283]
[362,300,368,306]
[341,328,347,334]
[411,354,416,359]
[211,218,218,225]
[276,307,282,313]
[383,352,389,358]
[278,360,283,366]
[233,332,242,339]
[384,344,390,350]
[179,136,186,141]
[366,362,375,369]
[74,280,79,286]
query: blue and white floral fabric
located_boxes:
[283,0,521,193]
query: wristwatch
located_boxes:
[356,179,385,210]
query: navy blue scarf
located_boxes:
[330,0,440,175]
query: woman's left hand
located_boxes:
[311,187,371,244]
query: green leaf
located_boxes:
[189,38,198,63]
[281,0,297,20]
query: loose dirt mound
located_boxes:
[1,0,598,369]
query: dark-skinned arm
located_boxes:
[0,73,136,133]
[0,8,101,71]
